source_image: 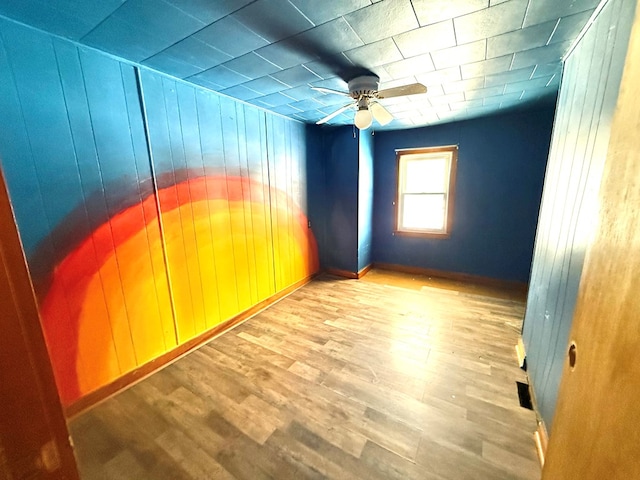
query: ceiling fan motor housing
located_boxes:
[348,75,380,99]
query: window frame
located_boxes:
[394,145,458,238]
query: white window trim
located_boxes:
[395,145,458,237]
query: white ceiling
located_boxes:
[0,0,600,129]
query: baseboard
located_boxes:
[373,262,528,294]
[324,264,373,279]
[534,421,549,467]
[358,264,372,278]
[515,337,527,370]
[324,267,358,279]
[64,273,316,419]
[518,339,547,469]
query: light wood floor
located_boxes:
[69,270,540,480]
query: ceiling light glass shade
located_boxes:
[354,108,373,129]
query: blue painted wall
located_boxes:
[372,107,555,283]
[315,126,360,273]
[523,0,636,430]
[358,130,374,272]
[305,124,328,267]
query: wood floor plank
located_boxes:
[69,270,540,480]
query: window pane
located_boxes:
[401,194,445,230]
[404,158,447,193]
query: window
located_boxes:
[396,145,458,236]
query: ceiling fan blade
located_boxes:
[316,103,354,125]
[311,86,350,97]
[370,102,394,126]
[376,83,427,99]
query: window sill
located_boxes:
[394,230,451,239]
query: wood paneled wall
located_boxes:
[522,0,636,429]
[0,17,317,409]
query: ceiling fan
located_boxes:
[311,75,427,129]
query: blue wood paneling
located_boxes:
[304,124,328,267]
[523,0,636,430]
[372,107,554,283]
[0,15,315,403]
[324,126,360,273]
[358,130,374,272]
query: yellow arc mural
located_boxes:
[40,174,318,406]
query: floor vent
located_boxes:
[516,381,533,410]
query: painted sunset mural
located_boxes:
[39,174,318,406]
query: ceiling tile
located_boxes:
[270,65,322,88]
[379,76,419,90]
[429,92,465,106]
[379,98,411,112]
[511,40,571,70]
[288,0,370,26]
[549,10,593,44]
[162,0,253,24]
[193,16,269,57]
[288,98,326,111]
[255,39,320,70]
[483,91,522,105]
[81,19,167,62]
[484,66,534,87]
[422,84,445,97]
[460,54,513,79]
[454,0,528,45]
[141,54,204,78]
[486,20,557,59]
[188,76,225,91]
[232,0,314,43]
[431,40,486,70]
[366,65,393,83]
[416,67,462,86]
[451,98,485,109]
[240,76,289,95]
[308,77,350,92]
[383,54,435,78]
[219,84,262,101]
[386,101,421,114]
[345,38,403,68]
[521,86,558,101]
[112,0,205,35]
[0,0,124,39]
[302,59,345,79]
[411,0,488,27]
[251,91,296,107]
[315,93,353,107]
[547,73,560,87]
[222,52,282,78]
[280,84,324,102]
[271,104,304,115]
[0,0,593,129]
[393,20,456,58]
[294,17,364,56]
[532,62,562,78]
[465,85,505,100]
[188,65,250,89]
[504,75,555,93]
[523,0,599,27]
[151,37,231,71]
[443,77,485,94]
[343,0,419,44]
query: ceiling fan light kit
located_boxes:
[312,74,427,130]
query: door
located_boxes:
[542,3,640,478]
[0,165,79,479]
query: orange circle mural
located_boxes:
[40,175,318,406]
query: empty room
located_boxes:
[1,0,639,479]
